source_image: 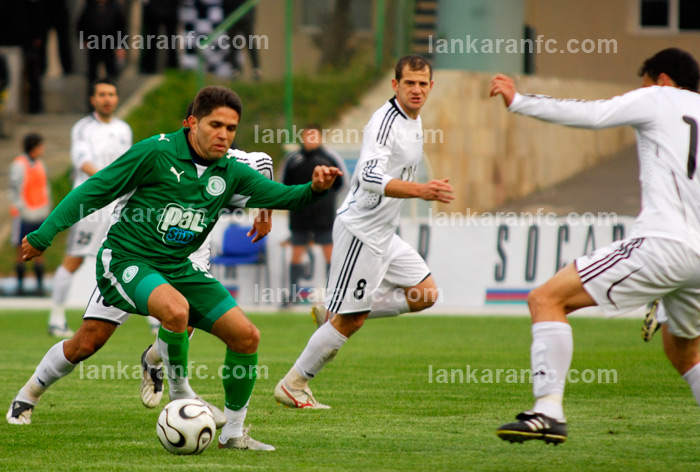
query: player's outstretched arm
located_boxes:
[21,236,43,261]
[310,165,343,192]
[489,73,517,107]
[384,178,454,203]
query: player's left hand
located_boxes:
[248,209,272,243]
[21,236,43,261]
[311,166,343,193]
[489,73,517,107]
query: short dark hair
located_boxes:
[639,48,700,92]
[395,54,433,81]
[23,133,43,154]
[192,86,243,120]
[304,123,322,132]
[184,101,194,121]
[90,77,118,97]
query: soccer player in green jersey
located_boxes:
[15,86,341,450]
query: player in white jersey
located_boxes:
[274,55,454,409]
[49,78,133,338]
[490,48,700,445]
[7,145,274,432]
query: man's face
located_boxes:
[391,66,433,117]
[29,143,45,159]
[90,84,118,117]
[188,106,239,160]
[301,128,321,151]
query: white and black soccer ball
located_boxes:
[156,399,217,455]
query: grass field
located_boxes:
[1,310,699,472]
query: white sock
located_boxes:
[291,322,347,381]
[368,288,410,319]
[147,316,160,328]
[682,363,700,407]
[145,343,161,365]
[534,395,564,421]
[16,340,76,405]
[156,333,196,400]
[49,266,73,326]
[219,405,248,442]
[530,321,573,421]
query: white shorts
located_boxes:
[576,237,700,338]
[324,221,430,315]
[66,218,111,257]
[83,285,131,326]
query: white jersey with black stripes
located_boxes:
[337,96,424,254]
[189,148,274,268]
[509,86,700,255]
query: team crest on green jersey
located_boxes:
[157,203,207,245]
[206,176,226,196]
[123,266,139,283]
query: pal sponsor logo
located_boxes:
[157,203,207,245]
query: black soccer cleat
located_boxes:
[496,411,567,445]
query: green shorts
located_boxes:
[96,247,236,332]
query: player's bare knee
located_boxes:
[159,299,189,331]
[245,325,261,352]
[228,324,260,353]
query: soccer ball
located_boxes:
[156,399,217,455]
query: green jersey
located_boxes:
[28,128,325,268]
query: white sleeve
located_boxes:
[508,87,657,129]
[358,117,395,195]
[226,150,274,207]
[124,123,133,147]
[247,151,274,181]
[8,161,24,212]
[70,122,93,170]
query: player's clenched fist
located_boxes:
[21,236,43,262]
[311,165,343,193]
[418,179,454,203]
[490,73,517,107]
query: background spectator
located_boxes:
[19,0,49,114]
[223,0,261,81]
[77,0,127,101]
[9,133,51,295]
[45,0,73,75]
[140,0,181,74]
[281,125,347,304]
[0,51,9,136]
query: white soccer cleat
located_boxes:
[218,426,275,451]
[6,398,34,425]
[274,379,330,409]
[194,397,226,429]
[310,303,329,329]
[140,345,163,408]
[48,324,74,338]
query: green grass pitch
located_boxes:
[1,310,699,471]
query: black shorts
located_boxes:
[290,229,333,246]
[11,219,44,246]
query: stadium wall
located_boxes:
[65,213,638,315]
[421,70,636,213]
